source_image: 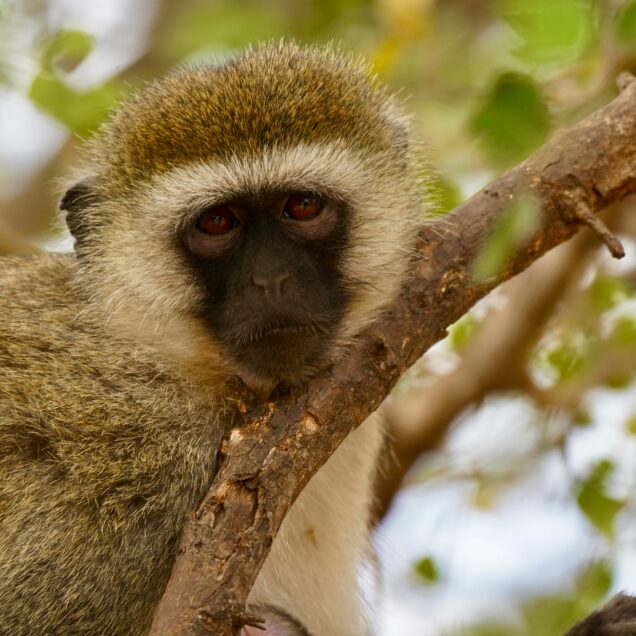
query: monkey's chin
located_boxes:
[224,331,330,393]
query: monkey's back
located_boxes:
[0,254,224,635]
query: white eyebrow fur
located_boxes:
[87,138,423,373]
[139,142,384,231]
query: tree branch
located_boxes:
[149,78,636,635]
[374,229,598,518]
[374,196,635,519]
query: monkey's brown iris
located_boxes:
[283,194,324,220]
[197,207,238,235]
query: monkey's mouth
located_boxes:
[243,322,325,343]
[220,321,333,386]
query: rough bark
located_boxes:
[149,77,636,635]
[374,231,596,518]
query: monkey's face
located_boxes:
[63,45,426,388]
[182,189,351,385]
[67,143,422,389]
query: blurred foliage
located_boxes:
[576,460,625,538]
[534,329,593,385]
[29,73,121,136]
[1,0,636,634]
[413,554,440,584]
[3,0,636,172]
[159,2,289,59]
[27,28,122,136]
[625,414,636,435]
[429,173,463,216]
[497,0,597,65]
[615,0,636,45]
[448,313,481,352]
[611,315,636,346]
[470,72,550,167]
[468,561,612,636]
[40,29,93,73]
[472,196,540,281]
[588,275,632,311]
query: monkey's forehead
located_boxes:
[92,43,404,188]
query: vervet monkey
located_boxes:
[2,40,629,636]
[0,43,423,635]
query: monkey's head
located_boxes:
[61,43,425,390]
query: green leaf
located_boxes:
[576,460,625,538]
[429,174,463,217]
[522,563,611,635]
[610,317,636,346]
[448,313,480,351]
[615,1,636,46]
[467,625,514,636]
[624,415,636,436]
[544,338,589,384]
[413,555,440,584]
[40,30,94,73]
[574,561,613,605]
[573,409,593,427]
[497,0,596,64]
[29,72,121,136]
[465,562,612,636]
[470,72,550,168]
[523,596,585,636]
[588,275,631,310]
[472,196,540,281]
[161,2,287,58]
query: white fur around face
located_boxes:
[80,142,424,376]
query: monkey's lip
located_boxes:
[241,322,324,344]
[220,320,328,353]
[220,321,333,385]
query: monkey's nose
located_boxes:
[250,272,290,297]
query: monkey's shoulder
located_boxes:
[0,253,223,476]
[0,253,167,394]
[0,252,87,345]
[0,253,88,377]
[0,256,225,634]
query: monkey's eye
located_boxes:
[196,207,239,235]
[282,194,324,221]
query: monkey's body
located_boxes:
[0,254,381,635]
[0,255,222,633]
[0,44,422,635]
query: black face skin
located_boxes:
[181,190,352,388]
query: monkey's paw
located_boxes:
[240,604,311,636]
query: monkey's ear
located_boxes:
[60,176,99,241]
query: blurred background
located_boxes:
[2,0,636,634]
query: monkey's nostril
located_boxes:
[251,272,290,296]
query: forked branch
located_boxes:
[150,77,636,636]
